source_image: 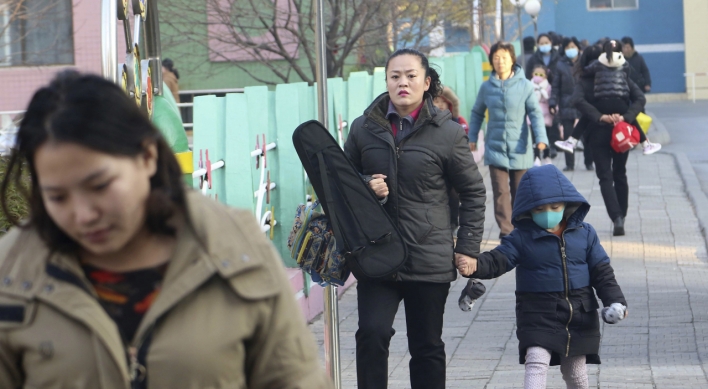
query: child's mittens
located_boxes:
[458,279,486,312]
[601,303,627,324]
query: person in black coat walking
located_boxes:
[550,36,593,171]
[344,48,487,389]
[571,44,646,236]
[621,37,652,93]
[456,165,627,389]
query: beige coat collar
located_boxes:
[0,190,265,380]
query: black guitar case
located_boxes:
[292,120,407,281]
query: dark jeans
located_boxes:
[356,281,451,389]
[590,136,629,221]
[562,119,593,168]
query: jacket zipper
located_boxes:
[396,119,403,158]
[128,346,145,385]
[560,231,572,357]
[127,324,155,388]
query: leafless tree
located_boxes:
[161,0,481,85]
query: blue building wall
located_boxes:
[534,0,684,93]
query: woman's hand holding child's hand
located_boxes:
[455,253,477,276]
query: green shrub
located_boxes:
[0,157,30,235]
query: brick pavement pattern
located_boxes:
[309,151,708,388]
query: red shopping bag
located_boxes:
[611,122,641,153]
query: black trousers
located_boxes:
[590,137,629,221]
[356,281,451,389]
[562,119,593,168]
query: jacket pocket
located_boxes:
[399,207,434,244]
[426,206,450,230]
[578,298,601,336]
[516,300,560,333]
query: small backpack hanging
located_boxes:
[611,121,641,153]
[291,120,407,282]
[287,199,349,286]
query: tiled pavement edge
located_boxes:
[308,150,708,389]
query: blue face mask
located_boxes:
[532,208,565,229]
[565,48,579,59]
[538,44,552,54]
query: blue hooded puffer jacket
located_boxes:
[468,64,548,170]
[496,164,610,293]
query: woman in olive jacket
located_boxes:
[343,48,486,389]
[0,72,330,389]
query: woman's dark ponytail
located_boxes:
[385,48,442,99]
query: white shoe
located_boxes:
[555,140,575,154]
[643,142,661,155]
[542,157,553,165]
[533,157,542,167]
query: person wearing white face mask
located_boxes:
[525,33,559,80]
[549,36,593,172]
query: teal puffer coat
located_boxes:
[468,65,548,170]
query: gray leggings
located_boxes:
[524,346,588,389]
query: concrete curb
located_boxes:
[656,109,708,249]
[645,110,672,145]
[670,151,708,250]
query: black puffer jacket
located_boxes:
[470,166,627,365]
[549,55,579,121]
[572,74,646,143]
[584,59,631,101]
[344,93,487,283]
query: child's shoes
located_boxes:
[555,139,576,154]
[601,302,626,324]
[458,279,486,312]
[642,141,661,155]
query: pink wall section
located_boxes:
[0,1,108,112]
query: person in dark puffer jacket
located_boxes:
[456,164,627,389]
[555,40,661,157]
[344,48,487,389]
[550,36,593,172]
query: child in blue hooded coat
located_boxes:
[456,165,627,389]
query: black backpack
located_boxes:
[292,120,407,281]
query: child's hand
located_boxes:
[601,303,627,324]
[455,253,477,276]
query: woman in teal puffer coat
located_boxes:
[468,41,548,238]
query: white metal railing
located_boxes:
[684,72,708,103]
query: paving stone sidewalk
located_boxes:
[309,150,708,389]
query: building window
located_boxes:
[0,0,74,66]
[588,0,638,10]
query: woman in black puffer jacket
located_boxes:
[343,48,486,389]
[572,43,646,237]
